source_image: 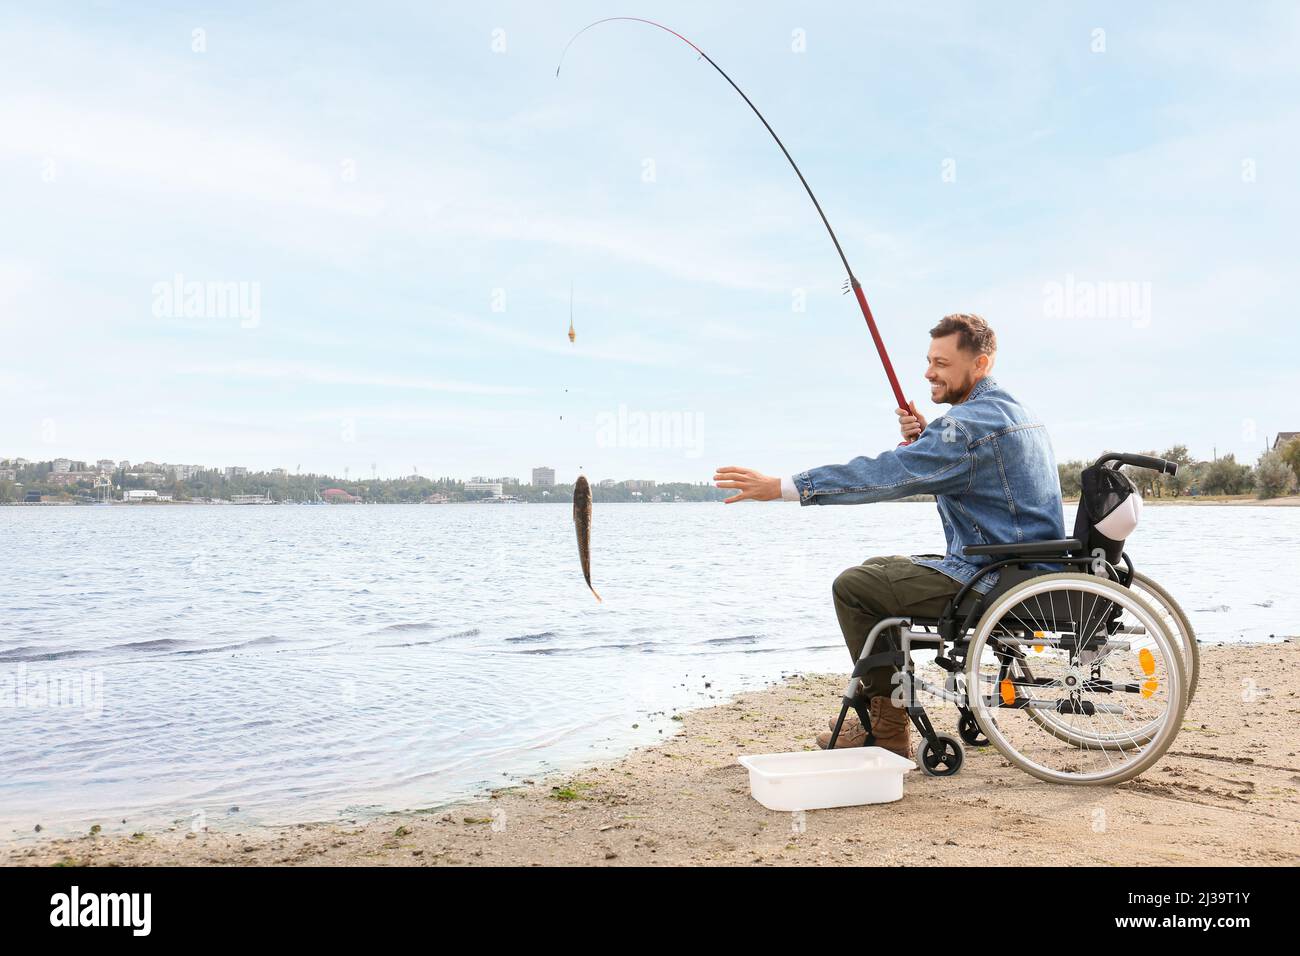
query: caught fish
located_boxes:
[572,474,602,602]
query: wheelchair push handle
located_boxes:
[1093,451,1178,476]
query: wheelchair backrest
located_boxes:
[1072,462,1142,564]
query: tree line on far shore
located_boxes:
[1056,440,1300,500]
[6,438,1298,504]
[0,465,733,504]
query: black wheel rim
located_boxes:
[924,742,959,774]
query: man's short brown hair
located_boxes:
[930,313,996,356]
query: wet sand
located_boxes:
[6,641,1298,867]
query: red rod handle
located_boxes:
[850,279,913,444]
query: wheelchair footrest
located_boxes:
[851,651,905,678]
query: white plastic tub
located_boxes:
[737,747,916,811]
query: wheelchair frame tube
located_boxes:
[855,616,969,710]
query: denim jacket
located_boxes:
[790,377,1066,594]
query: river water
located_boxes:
[1,502,1296,837]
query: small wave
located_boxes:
[0,645,94,663]
[702,634,759,646]
[1194,605,1230,613]
[111,638,194,653]
[505,631,556,644]
[516,640,657,656]
[370,624,480,642]
[377,621,440,633]
[378,626,481,649]
[175,636,284,656]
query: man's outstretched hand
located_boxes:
[713,466,782,504]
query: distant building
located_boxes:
[225,466,249,479]
[47,471,97,486]
[0,468,15,481]
[321,487,359,503]
[96,459,116,473]
[598,478,617,488]
[52,458,73,473]
[532,467,555,488]
[163,463,203,480]
[624,479,656,492]
[125,489,159,502]
[1273,432,1299,451]
[464,481,503,497]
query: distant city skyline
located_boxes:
[3,4,1294,481]
[0,453,673,486]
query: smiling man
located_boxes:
[713,313,1065,758]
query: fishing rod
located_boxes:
[557,16,913,431]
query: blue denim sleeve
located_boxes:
[789,418,974,505]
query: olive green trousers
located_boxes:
[831,555,967,699]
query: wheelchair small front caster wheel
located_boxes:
[958,713,989,747]
[919,733,964,777]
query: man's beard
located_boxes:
[936,375,975,404]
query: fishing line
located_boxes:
[562,280,582,476]
[557,16,914,429]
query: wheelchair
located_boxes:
[827,452,1198,786]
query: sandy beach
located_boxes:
[6,639,1298,868]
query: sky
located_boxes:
[2,1,1297,483]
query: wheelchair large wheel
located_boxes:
[964,573,1186,785]
[1023,570,1197,747]
[1127,570,1199,704]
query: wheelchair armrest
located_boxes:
[962,538,1082,557]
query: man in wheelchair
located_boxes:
[713,313,1067,759]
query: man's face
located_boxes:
[925,334,989,405]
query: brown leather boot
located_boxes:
[815,711,867,749]
[868,696,914,760]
